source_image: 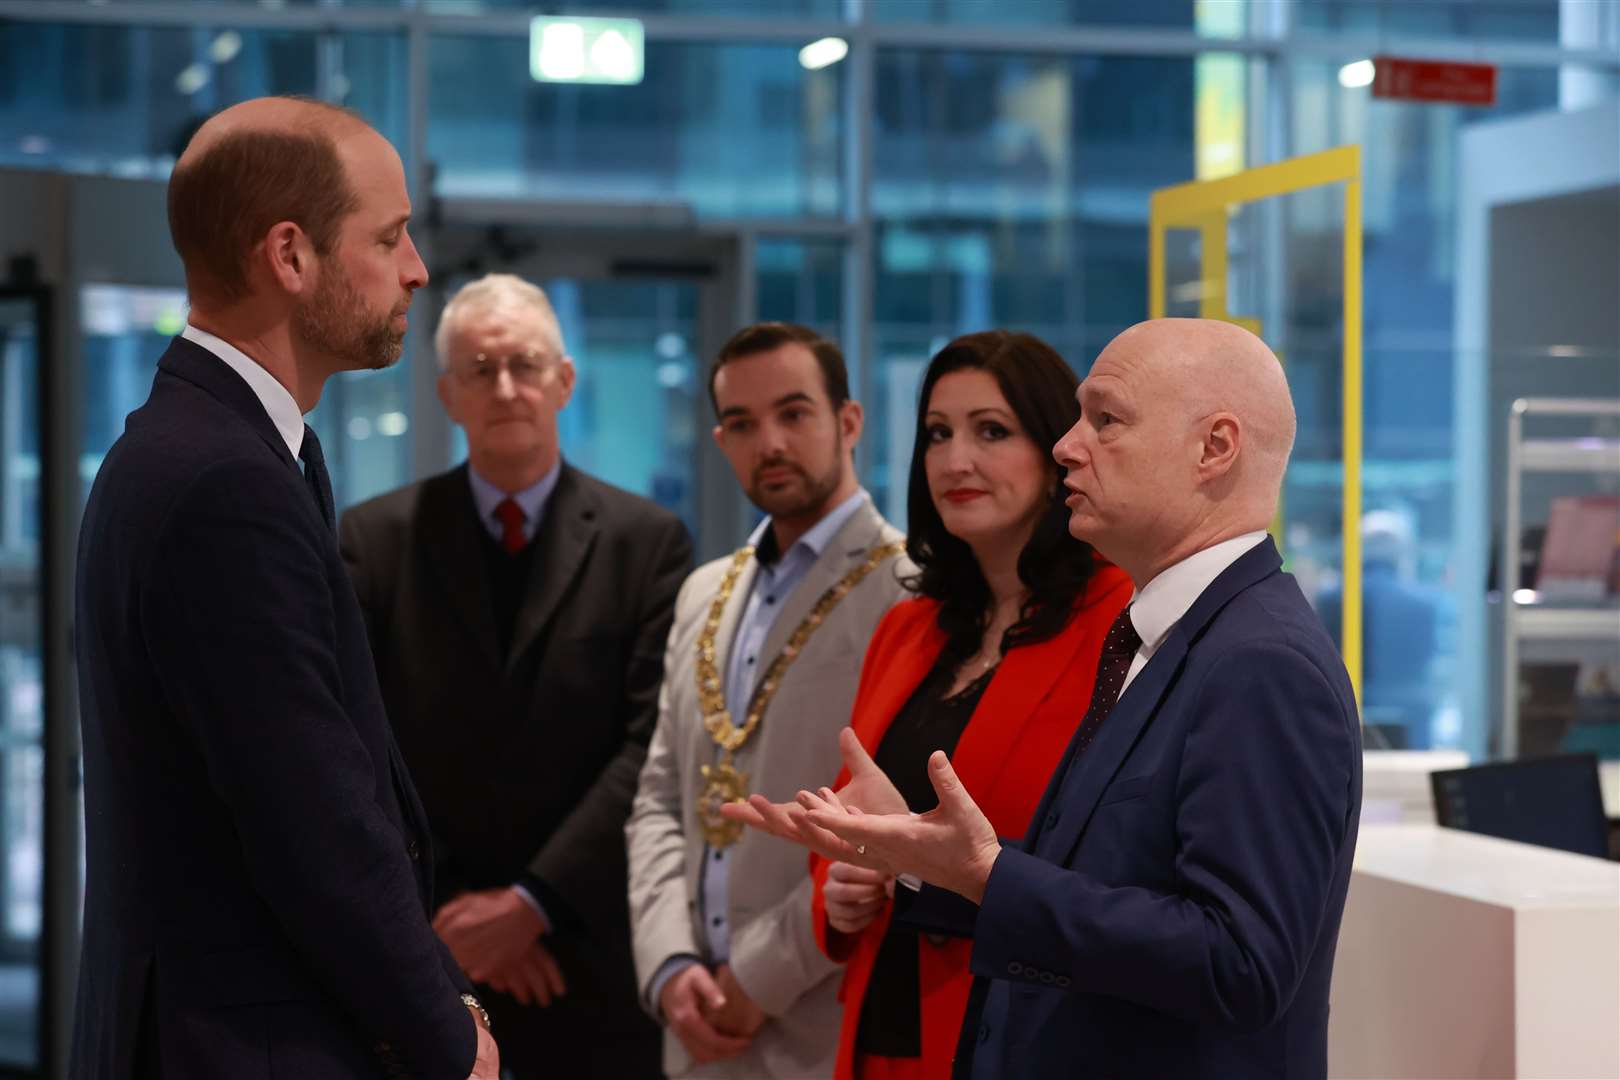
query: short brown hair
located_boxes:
[167,98,364,304]
[708,322,849,416]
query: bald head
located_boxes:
[1109,318,1295,504]
[177,96,367,168]
[1053,318,1296,584]
[168,96,374,306]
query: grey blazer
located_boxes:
[626,495,912,1079]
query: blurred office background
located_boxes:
[0,0,1616,1075]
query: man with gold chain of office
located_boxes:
[628,322,911,1079]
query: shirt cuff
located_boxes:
[510,882,551,935]
[647,954,702,1020]
[897,873,923,892]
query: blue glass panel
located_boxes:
[427,36,843,219]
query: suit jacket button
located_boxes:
[1046,809,1059,828]
[978,1023,991,1044]
[1007,961,1022,976]
[1040,971,1056,984]
[1056,975,1072,988]
[406,839,421,861]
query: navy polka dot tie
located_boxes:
[1068,605,1143,762]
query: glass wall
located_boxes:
[0,0,1615,807]
[0,292,44,1072]
[428,37,842,217]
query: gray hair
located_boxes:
[433,273,566,371]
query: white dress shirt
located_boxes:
[181,324,305,458]
[1120,530,1269,695]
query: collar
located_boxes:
[1129,530,1270,652]
[181,324,305,459]
[467,458,563,532]
[748,487,869,566]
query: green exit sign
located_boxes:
[530,16,645,85]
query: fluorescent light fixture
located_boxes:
[347,417,373,441]
[376,412,409,438]
[799,37,848,71]
[530,16,644,85]
[1338,59,1375,89]
[208,31,242,65]
[1512,588,1538,605]
[19,135,49,155]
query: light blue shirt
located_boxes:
[647,488,870,1010]
[466,458,562,546]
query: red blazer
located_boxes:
[810,563,1133,1079]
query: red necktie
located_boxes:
[494,497,527,555]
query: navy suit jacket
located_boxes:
[902,538,1362,1079]
[73,338,475,1080]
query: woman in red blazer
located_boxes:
[806,332,1131,1080]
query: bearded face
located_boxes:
[293,252,407,372]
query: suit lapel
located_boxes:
[952,607,1098,807]
[754,499,888,694]
[506,464,599,674]
[416,466,502,667]
[158,338,299,469]
[1032,538,1286,862]
[853,616,947,769]
[710,555,759,685]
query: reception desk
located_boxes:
[1329,824,1620,1079]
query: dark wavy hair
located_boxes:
[904,331,1099,669]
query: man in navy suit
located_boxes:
[73,96,498,1078]
[767,318,1362,1078]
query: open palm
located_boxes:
[719,727,906,861]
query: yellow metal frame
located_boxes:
[1148,145,1364,703]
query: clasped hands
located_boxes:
[434,886,568,1008]
[658,961,765,1065]
[718,726,1003,906]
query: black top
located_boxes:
[854,654,996,1058]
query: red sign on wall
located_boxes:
[1372,56,1498,106]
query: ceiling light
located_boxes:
[1338,59,1375,89]
[208,31,242,65]
[799,37,849,71]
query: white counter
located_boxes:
[1329,824,1620,1079]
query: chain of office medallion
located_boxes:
[695,540,906,754]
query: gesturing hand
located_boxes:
[659,963,752,1065]
[433,887,545,984]
[824,860,892,935]
[484,938,567,1007]
[719,727,907,861]
[802,750,1002,904]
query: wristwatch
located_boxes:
[461,992,492,1032]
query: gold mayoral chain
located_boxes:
[695,540,906,847]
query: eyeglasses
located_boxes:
[452,350,563,389]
